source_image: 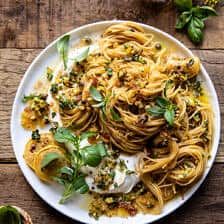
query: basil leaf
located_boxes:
[176,11,192,29]
[110,108,121,121]
[174,0,192,11]
[59,175,89,203]
[73,175,89,194]
[80,145,102,167]
[0,206,22,224]
[156,97,170,108]
[192,6,217,20]
[80,131,97,141]
[89,86,103,102]
[41,152,62,169]
[95,142,107,157]
[193,17,204,29]
[54,127,77,144]
[57,35,70,70]
[187,18,203,44]
[60,166,73,176]
[146,106,165,116]
[164,108,175,126]
[73,47,89,63]
[92,101,105,108]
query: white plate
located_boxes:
[11,20,221,224]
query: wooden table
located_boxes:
[0,1,224,223]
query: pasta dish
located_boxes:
[21,22,213,219]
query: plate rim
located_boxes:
[10,20,221,224]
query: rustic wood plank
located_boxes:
[0,163,223,224]
[0,0,223,49]
[0,48,224,162]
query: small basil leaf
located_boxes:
[193,17,204,29]
[95,142,107,157]
[164,108,175,126]
[174,0,192,11]
[53,176,67,185]
[187,18,203,44]
[110,108,121,121]
[156,97,170,108]
[71,47,89,63]
[57,35,70,70]
[41,152,62,169]
[146,106,165,116]
[192,6,217,20]
[59,175,89,203]
[54,127,77,144]
[73,175,89,194]
[0,206,22,224]
[89,86,103,102]
[92,101,105,108]
[80,131,97,141]
[60,166,73,176]
[80,146,102,167]
[176,11,192,29]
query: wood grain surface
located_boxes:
[0,1,224,224]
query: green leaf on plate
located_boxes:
[89,86,103,102]
[54,127,77,144]
[110,108,121,121]
[41,152,62,169]
[73,47,89,63]
[57,35,70,70]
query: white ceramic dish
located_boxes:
[11,20,221,224]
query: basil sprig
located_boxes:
[0,206,22,224]
[175,0,217,44]
[53,127,107,203]
[146,97,176,126]
[57,35,70,70]
[89,86,121,121]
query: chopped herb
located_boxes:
[114,182,118,188]
[50,83,59,94]
[59,96,76,110]
[31,129,40,141]
[22,94,47,103]
[46,67,53,81]
[51,112,56,118]
[105,67,113,76]
[126,170,135,175]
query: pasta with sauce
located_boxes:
[21,22,213,219]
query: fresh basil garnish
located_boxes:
[89,86,103,102]
[57,35,70,70]
[41,152,62,169]
[146,97,176,126]
[53,128,107,203]
[73,47,89,63]
[174,0,217,44]
[110,108,121,121]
